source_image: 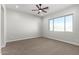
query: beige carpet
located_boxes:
[1,37,79,55]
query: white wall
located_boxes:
[6,9,41,42]
[43,5,79,45]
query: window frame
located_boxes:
[48,14,73,32]
[48,19,54,31]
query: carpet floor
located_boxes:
[1,37,79,55]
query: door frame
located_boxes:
[1,4,6,48]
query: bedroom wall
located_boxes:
[6,9,42,42]
[43,5,79,45]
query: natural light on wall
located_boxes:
[49,14,73,32]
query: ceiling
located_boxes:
[6,4,73,17]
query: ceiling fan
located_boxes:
[32,4,49,14]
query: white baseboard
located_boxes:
[6,36,41,43]
[44,36,79,46]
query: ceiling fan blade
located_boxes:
[43,7,48,9]
[32,9,38,11]
[36,5,40,9]
[38,12,40,14]
[42,9,47,13]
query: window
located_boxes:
[54,17,64,31]
[49,14,73,32]
[65,15,73,32]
